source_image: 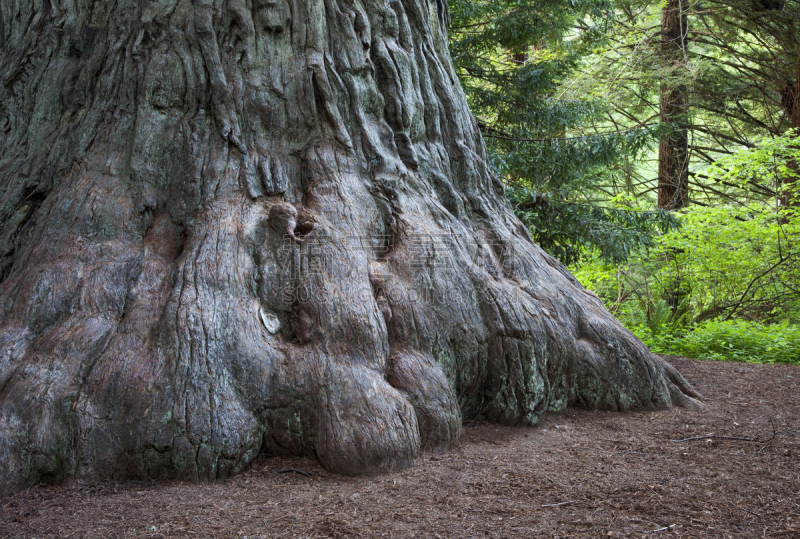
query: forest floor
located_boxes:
[1,356,799,539]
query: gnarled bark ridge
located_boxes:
[0,0,701,494]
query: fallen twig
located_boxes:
[277,468,313,477]
[543,474,570,488]
[671,434,761,443]
[466,509,508,515]
[648,524,676,533]
[670,418,776,444]
[542,501,575,508]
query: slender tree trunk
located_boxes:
[0,0,700,494]
[658,0,690,210]
[783,37,800,211]
[794,39,800,130]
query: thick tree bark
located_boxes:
[658,0,690,210]
[0,0,701,494]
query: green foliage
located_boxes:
[573,133,800,364]
[575,201,800,324]
[630,319,800,365]
[558,0,800,206]
[508,188,680,265]
[449,0,619,188]
[708,129,800,204]
[574,132,800,326]
[449,0,800,365]
[658,203,800,322]
[631,297,691,336]
[449,0,670,264]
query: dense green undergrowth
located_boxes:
[629,319,800,364]
[445,1,800,366]
[570,133,800,365]
[573,202,800,364]
[569,135,800,365]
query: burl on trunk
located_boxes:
[0,0,701,494]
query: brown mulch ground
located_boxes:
[2,356,799,539]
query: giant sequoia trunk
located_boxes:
[0,0,701,494]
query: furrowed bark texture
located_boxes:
[0,0,701,494]
[784,38,800,210]
[658,0,690,211]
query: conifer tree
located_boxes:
[449,0,679,264]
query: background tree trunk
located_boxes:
[784,38,800,211]
[793,39,800,131]
[0,0,700,494]
[658,0,690,210]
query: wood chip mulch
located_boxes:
[2,356,798,538]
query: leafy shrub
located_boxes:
[574,201,800,327]
[572,131,800,327]
[569,131,800,364]
[630,319,800,365]
[509,189,679,265]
